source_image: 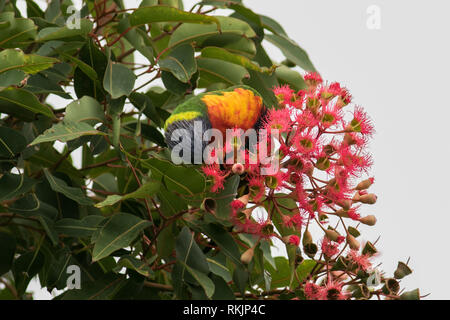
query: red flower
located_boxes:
[348,250,372,271]
[304,72,323,88]
[273,85,294,104]
[288,235,300,246]
[202,165,226,192]
[321,238,340,258]
[349,106,375,136]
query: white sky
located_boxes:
[17,0,450,299]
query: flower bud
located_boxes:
[232,163,245,175]
[283,235,300,246]
[302,229,313,246]
[343,133,357,145]
[359,215,377,226]
[240,247,254,264]
[394,261,412,279]
[355,178,374,190]
[358,194,377,204]
[334,209,349,218]
[336,199,352,210]
[237,194,249,207]
[346,234,360,250]
[325,229,340,242]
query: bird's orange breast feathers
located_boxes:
[201,88,264,133]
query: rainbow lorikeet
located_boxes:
[164,85,267,162]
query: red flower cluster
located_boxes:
[202,74,381,299]
[203,73,376,234]
[197,73,421,300]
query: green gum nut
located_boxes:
[362,241,377,256]
[201,198,216,214]
[400,288,420,300]
[394,261,413,279]
[265,176,278,189]
[303,243,318,258]
[351,284,371,299]
[382,278,400,295]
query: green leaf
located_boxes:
[197,57,249,86]
[159,44,197,83]
[26,0,45,18]
[38,215,59,246]
[115,255,154,278]
[168,16,256,49]
[0,88,55,119]
[103,61,136,99]
[296,259,316,283]
[260,15,288,36]
[207,257,232,283]
[275,65,307,91]
[179,261,215,299]
[0,173,37,202]
[0,232,16,275]
[64,96,105,126]
[36,19,93,41]
[0,49,59,75]
[157,223,175,258]
[141,157,206,197]
[176,227,209,274]
[13,251,45,296]
[9,193,58,219]
[61,273,126,300]
[129,5,220,28]
[44,169,93,205]
[0,126,27,158]
[201,46,268,72]
[264,257,316,289]
[73,39,108,101]
[200,0,242,7]
[92,213,151,261]
[125,123,167,147]
[0,69,25,90]
[118,17,154,63]
[211,274,235,300]
[157,184,187,217]
[0,12,37,48]
[202,35,256,58]
[95,180,160,208]
[212,174,240,220]
[55,216,105,238]
[58,51,98,81]
[233,265,249,295]
[30,121,106,146]
[161,70,196,95]
[201,223,242,265]
[26,71,71,98]
[128,92,163,127]
[43,248,73,291]
[242,42,278,107]
[265,34,316,72]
